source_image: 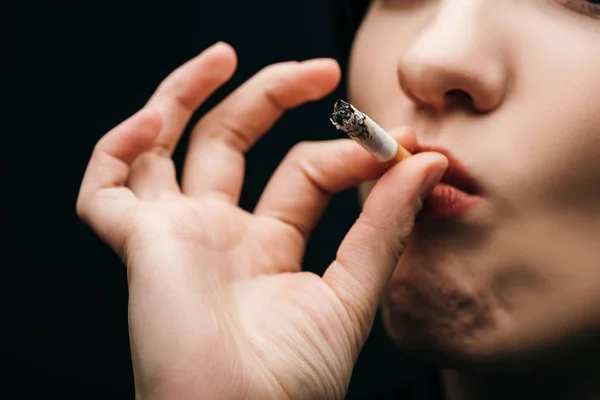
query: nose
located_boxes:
[397,2,509,113]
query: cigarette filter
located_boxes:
[330,99,411,163]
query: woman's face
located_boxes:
[349,0,600,368]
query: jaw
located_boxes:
[381,232,600,374]
[379,230,507,369]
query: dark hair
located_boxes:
[328,0,370,67]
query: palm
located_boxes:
[76,42,442,399]
[125,196,357,398]
[126,196,303,276]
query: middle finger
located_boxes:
[181,58,341,203]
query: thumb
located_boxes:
[322,152,448,342]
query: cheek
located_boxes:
[347,9,423,121]
[506,18,600,212]
[470,20,600,220]
[348,32,397,115]
[505,94,600,215]
[482,98,600,222]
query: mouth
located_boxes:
[416,145,482,221]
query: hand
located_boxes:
[76,42,447,400]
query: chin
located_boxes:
[380,242,600,374]
[380,241,502,369]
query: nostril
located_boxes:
[444,89,474,110]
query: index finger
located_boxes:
[181,58,342,202]
[254,127,419,243]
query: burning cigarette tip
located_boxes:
[330,99,410,163]
[331,99,352,126]
[330,99,365,138]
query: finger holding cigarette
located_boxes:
[331,99,413,163]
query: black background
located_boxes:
[3,3,432,398]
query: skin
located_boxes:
[77,1,600,398]
[77,42,447,399]
[349,0,600,398]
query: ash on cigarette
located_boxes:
[330,99,370,139]
[331,99,354,126]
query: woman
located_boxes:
[76,0,600,398]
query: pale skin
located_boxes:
[78,0,600,398]
[77,42,446,399]
[350,0,600,399]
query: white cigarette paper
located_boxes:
[330,99,409,163]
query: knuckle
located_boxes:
[287,141,321,174]
[91,140,104,156]
[286,141,338,195]
[288,140,316,159]
[257,62,301,104]
[355,211,413,257]
[217,118,252,150]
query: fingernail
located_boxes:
[300,58,338,67]
[419,163,447,200]
[206,41,229,52]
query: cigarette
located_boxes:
[330,99,412,163]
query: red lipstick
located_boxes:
[417,146,481,221]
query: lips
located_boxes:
[417,146,481,221]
